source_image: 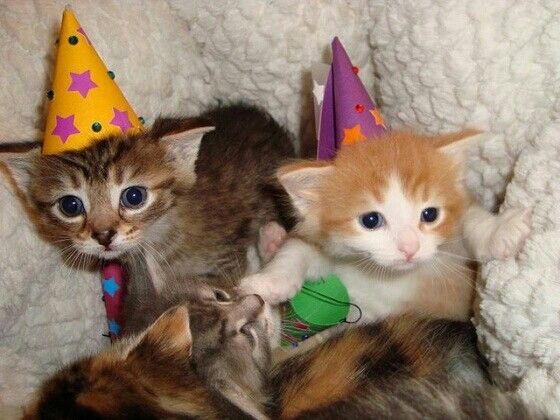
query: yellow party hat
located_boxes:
[43,7,142,155]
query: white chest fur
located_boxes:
[333,263,419,323]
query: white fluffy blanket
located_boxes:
[1,0,559,415]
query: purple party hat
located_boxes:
[312,37,387,160]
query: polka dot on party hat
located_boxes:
[42,6,142,155]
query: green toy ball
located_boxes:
[280,274,350,347]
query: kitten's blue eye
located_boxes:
[359,212,385,230]
[120,186,147,209]
[58,195,84,217]
[421,207,439,223]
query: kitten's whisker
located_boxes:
[437,249,481,263]
[433,257,476,289]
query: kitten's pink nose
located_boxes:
[397,240,419,261]
[397,228,420,262]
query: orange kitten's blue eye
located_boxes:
[359,212,385,229]
[121,186,147,209]
[58,195,84,217]
[421,207,439,223]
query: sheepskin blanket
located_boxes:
[1,0,559,415]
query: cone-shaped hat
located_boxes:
[313,37,387,160]
[43,7,142,155]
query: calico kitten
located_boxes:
[0,104,294,333]
[25,292,539,419]
[272,317,535,419]
[240,130,532,322]
[24,291,271,420]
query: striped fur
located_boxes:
[0,103,295,334]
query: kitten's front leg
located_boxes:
[258,220,288,263]
[463,204,532,261]
[239,238,329,305]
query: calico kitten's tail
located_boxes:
[306,380,542,420]
[274,317,543,419]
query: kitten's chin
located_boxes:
[78,247,130,261]
[390,261,420,271]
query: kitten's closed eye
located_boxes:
[214,289,232,303]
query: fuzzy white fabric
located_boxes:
[0,0,558,415]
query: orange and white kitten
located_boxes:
[240,130,532,322]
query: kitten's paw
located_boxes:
[258,221,287,263]
[238,273,297,305]
[489,207,532,259]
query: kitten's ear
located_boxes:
[435,129,484,161]
[277,161,333,215]
[159,125,215,181]
[129,305,192,359]
[435,129,484,179]
[0,142,41,194]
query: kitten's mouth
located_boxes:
[76,244,131,261]
[374,258,422,272]
[393,260,419,271]
[98,249,125,260]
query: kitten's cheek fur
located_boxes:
[261,303,282,347]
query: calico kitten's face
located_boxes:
[24,292,270,419]
[280,130,480,271]
[0,123,212,262]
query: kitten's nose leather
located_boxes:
[239,294,265,318]
[398,242,419,261]
[92,229,116,247]
[397,229,420,261]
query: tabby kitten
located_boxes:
[240,130,532,322]
[0,104,294,333]
[25,292,539,419]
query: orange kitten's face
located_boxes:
[280,130,479,271]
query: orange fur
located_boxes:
[315,130,471,241]
[268,129,481,322]
[280,332,370,417]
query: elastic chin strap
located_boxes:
[299,284,363,324]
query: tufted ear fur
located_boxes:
[153,117,215,182]
[125,305,193,361]
[0,142,42,197]
[433,129,484,180]
[276,160,333,216]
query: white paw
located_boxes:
[258,221,287,263]
[238,273,298,305]
[489,207,532,259]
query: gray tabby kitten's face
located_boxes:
[0,125,210,262]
